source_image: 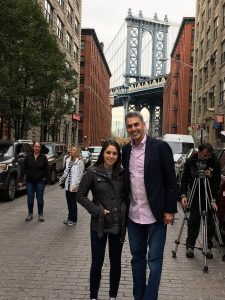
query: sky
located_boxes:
[81,0,196,132]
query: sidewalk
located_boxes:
[0,185,224,299]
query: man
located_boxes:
[122,111,177,300]
[180,143,221,259]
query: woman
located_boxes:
[21,141,49,222]
[59,145,84,226]
[77,140,126,300]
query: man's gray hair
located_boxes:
[125,111,144,124]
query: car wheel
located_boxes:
[50,168,57,184]
[3,176,16,201]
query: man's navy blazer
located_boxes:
[122,135,178,224]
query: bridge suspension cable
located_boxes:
[105,22,127,88]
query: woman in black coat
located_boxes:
[77,140,126,300]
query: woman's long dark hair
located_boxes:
[94,140,122,176]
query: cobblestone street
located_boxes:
[0,185,225,300]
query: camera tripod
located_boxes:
[172,173,225,273]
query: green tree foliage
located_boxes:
[0,0,77,139]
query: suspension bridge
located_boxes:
[105,9,179,137]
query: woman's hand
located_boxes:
[104,209,110,215]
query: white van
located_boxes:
[162,134,195,163]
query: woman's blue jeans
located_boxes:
[26,180,45,215]
[127,218,167,300]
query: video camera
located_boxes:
[192,159,207,178]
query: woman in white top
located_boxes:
[60,145,84,225]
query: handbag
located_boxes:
[59,172,68,189]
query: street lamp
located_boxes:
[159,57,196,70]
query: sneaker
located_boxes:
[110,298,116,300]
[63,219,69,225]
[25,214,33,222]
[206,249,213,259]
[67,220,76,226]
[38,215,45,222]
[186,248,194,258]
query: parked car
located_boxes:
[88,146,102,165]
[41,142,68,184]
[175,148,198,188]
[81,150,92,169]
[0,139,33,201]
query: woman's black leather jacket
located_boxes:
[77,164,126,242]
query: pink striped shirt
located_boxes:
[129,135,156,224]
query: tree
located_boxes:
[0,0,77,139]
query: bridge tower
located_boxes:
[121,9,169,136]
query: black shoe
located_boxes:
[25,214,33,222]
[186,248,194,258]
[206,249,213,259]
[63,219,69,225]
[38,215,45,222]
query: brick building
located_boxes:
[79,29,112,148]
[162,17,195,135]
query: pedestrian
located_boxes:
[20,141,49,222]
[122,111,177,300]
[180,143,221,258]
[59,145,84,226]
[77,140,126,300]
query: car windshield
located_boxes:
[42,144,54,155]
[166,142,193,155]
[88,147,102,153]
[81,151,89,158]
[0,144,14,158]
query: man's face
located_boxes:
[198,149,210,160]
[126,116,146,144]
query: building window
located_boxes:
[58,0,64,8]
[202,11,205,31]
[207,27,210,50]
[199,69,202,86]
[73,43,79,61]
[202,95,207,112]
[211,50,217,73]
[222,41,225,65]
[198,97,201,115]
[67,2,73,24]
[190,49,194,64]
[191,29,195,43]
[81,40,85,49]
[204,61,208,82]
[220,79,225,103]
[80,76,84,84]
[74,17,80,34]
[76,0,80,11]
[209,86,215,107]
[200,40,203,59]
[45,0,53,25]
[66,32,72,53]
[223,4,225,27]
[189,69,193,83]
[214,17,218,40]
[208,0,211,19]
[80,56,85,66]
[57,17,63,41]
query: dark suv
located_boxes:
[0,140,33,201]
[42,142,68,184]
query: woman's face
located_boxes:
[33,143,41,155]
[70,147,78,158]
[103,145,118,169]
